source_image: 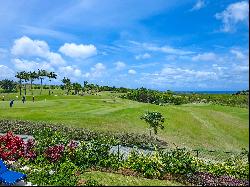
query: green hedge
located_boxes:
[0,119,168,149]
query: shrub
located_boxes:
[160,148,198,175]
[0,131,36,161]
[0,119,168,150]
[44,144,65,162]
[125,150,165,178]
[20,159,80,186]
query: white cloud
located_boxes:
[215,1,249,32]
[230,49,246,59]
[92,63,106,72]
[11,36,49,57]
[12,58,53,72]
[192,52,217,61]
[47,52,66,66]
[232,64,249,74]
[21,25,76,41]
[145,44,194,55]
[131,62,158,69]
[11,36,66,67]
[128,69,136,74]
[58,65,82,77]
[190,0,206,11]
[0,65,15,79]
[59,43,97,59]
[84,63,106,79]
[160,66,217,81]
[114,61,126,70]
[135,53,151,60]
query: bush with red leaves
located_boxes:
[44,144,65,162]
[0,131,36,161]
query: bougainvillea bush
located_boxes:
[0,131,36,161]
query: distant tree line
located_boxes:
[14,69,57,96]
[120,87,249,108]
[60,78,133,95]
[233,90,249,95]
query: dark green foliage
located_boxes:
[0,79,17,93]
[121,87,248,108]
[62,77,72,95]
[19,160,80,186]
[160,148,198,175]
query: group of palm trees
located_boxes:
[15,69,57,96]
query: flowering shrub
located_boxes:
[67,140,79,150]
[44,144,65,162]
[0,131,36,161]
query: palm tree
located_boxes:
[38,69,48,95]
[47,71,57,95]
[29,71,39,95]
[62,77,71,95]
[83,81,88,92]
[23,71,29,96]
[15,71,26,96]
[72,83,82,95]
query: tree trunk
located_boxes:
[19,78,22,96]
[31,80,33,95]
[49,80,51,95]
[24,83,27,95]
[40,78,43,95]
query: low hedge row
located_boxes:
[0,119,168,150]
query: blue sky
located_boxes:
[0,0,249,91]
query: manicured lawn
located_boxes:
[80,171,183,186]
[0,91,248,152]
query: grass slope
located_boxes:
[0,92,248,152]
[80,171,182,186]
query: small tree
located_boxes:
[140,111,165,136]
[72,83,82,95]
[62,77,71,95]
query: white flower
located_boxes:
[26,182,33,186]
[49,170,55,175]
[20,166,30,171]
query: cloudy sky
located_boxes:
[0,0,249,91]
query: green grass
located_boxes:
[80,171,183,186]
[0,91,248,152]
